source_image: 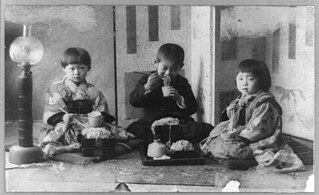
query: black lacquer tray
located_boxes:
[139,144,205,166]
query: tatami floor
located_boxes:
[4,121,314,193]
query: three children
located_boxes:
[39,44,305,173]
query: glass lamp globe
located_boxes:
[9,29,43,65]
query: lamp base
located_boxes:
[9,145,44,165]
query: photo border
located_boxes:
[0,0,318,194]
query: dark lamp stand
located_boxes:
[9,62,43,164]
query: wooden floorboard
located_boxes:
[283,134,313,165]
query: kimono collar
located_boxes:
[63,77,88,93]
[238,90,263,107]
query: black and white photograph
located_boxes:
[1,0,316,193]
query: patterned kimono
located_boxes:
[200,90,305,173]
[39,77,114,157]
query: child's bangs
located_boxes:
[64,54,82,65]
[237,62,255,74]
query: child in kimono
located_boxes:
[127,43,213,145]
[39,47,116,158]
[200,59,305,173]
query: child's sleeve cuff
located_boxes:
[176,96,186,109]
[143,84,151,95]
[144,90,151,95]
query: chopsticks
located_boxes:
[163,75,171,86]
[59,108,89,129]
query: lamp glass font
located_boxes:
[9,25,43,65]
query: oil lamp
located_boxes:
[8,24,44,164]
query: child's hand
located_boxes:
[162,86,181,100]
[168,87,181,101]
[162,86,171,97]
[226,104,236,114]
[62,113,73,124]
[144,73,162,91]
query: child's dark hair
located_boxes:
[61,47,92,70]
[236,59,271,91]
[156,43,185,68]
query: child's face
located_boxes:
[156,58,181,79]
[236,72,260,95]
[63,64,88,84]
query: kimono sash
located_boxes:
[65,99,93,114]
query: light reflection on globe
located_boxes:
[9,36,43,65]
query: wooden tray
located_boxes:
[139,144,205,166]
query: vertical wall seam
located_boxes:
[213,6,221,125]
[113,6,118,124]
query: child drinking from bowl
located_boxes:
[39,47,115,158]
[200,59,304,173]
[127,43,213,145]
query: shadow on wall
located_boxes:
[195,57,204,123]
[5,21,23,121]
[124,72,145,120]
[273,86,312,130]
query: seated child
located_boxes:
[200,59,305,173]
[127,43,213,145]
[39,47,118,159]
